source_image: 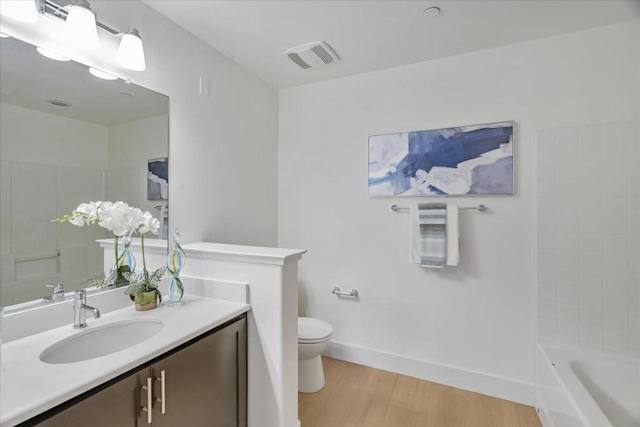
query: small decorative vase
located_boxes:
[115,232,136,287]
[166,229,186,307]
[134,290,158,311]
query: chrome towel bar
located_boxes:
[332,287,359,297]
[390,204,486,212]
[15,251,60,263]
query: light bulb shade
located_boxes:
[0,0,38,23]
[37,47,70,61]
[89,67,117,80]
[65,2,98,50]
[117,28,146,71]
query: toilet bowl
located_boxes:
[298,317,333,393]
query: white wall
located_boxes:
[0,103,109,169]
[279,21,639,404]
[0,0,279,247]
[107,114,169,236]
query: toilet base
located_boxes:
[298,355,325,393]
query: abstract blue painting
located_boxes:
[148,157,168,200]
[368,121,513,196]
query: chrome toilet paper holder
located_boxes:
[332,287,358,297]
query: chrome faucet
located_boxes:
[73,290,101,329]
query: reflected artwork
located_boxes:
[148,158,168,200]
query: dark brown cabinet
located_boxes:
[31,315,247,427]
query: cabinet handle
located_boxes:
[142,377,153,424]
[155,370,166,414]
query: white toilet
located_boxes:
[298,317,333,393]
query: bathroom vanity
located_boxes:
[1,296,250,426]
[1,241,305,427]
[33,316,246,427]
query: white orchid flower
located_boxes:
[98,201,135,236]
[56,200,161,237]
[66,201,102,226]
[137,210,160,235]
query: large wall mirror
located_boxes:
[0,35,169,307]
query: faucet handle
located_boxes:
[74,289,86,303]
[46,284,64,295]
[43,284,65,302]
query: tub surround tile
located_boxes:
[558,269,579,287]
[538,285,557,302]
[558,304,580,323]
[557,321,580,346]
[538,318,557,339]
[538,302,557,320]
[537,122,638,357]
[558,286,579,305]
[537,214,557,234]
[537,267,558,286]
[628,330,640,350]
[537,232,558,251]
[604,327,629,349]
[580,341,604,353]
[579,234,602,252]
[579,252,603,272]
[604,307,628,330]
[580,270,603,289]
[602,234,629,253]
[580,321,603,347]
[558,254,579,273]
[557,233,579,253]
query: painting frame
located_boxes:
[147,157,168,201]
[368,121,514,197]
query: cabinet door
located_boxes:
[35,368,146,427]
[151,318,247,427]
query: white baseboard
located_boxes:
[325,340,534,406]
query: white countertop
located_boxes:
[0,296,250,427]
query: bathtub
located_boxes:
[536,345,640,427]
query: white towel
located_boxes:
[410,205,421,264]
[446,204,459,266]
[410,204,460,267]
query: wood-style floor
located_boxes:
[298,357,541,427]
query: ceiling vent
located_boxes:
[283,41,339,70]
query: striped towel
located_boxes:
[417,203,447,268]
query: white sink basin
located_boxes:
[40,319,164,364]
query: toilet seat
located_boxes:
[298,317,332,343]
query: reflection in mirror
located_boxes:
[0,35,169,307]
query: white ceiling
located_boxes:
[144,0,640,89]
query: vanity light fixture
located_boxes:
[89,67,118,80]
[0,0,39,23]
[0,33,10,38]
[36,46,70,61]
[117,28,146,71]
[64,0,98,50]
[4,0,148,71]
